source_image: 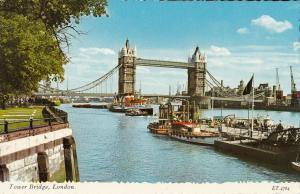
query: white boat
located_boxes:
[291,153,300,172]
[291,161,300,172]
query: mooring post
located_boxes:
[63,136,79,182]
[37,152,50,182]
[4,120,8,133]
[71,138,80,182]
[29,118,33,129]
[0,165,9,182]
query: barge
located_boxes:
[109,105,153,115]
[72,103,108,109]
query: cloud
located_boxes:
[251,15,292,33]
[293,42,300,52]
[237,27,249,34]
[210,45,231,56]
[79,47,116,55]
[206,50,299,94]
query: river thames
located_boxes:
[60,104,300,182]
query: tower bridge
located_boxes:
[37,39,259,104]
[118,39,206,97]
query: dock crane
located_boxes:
[275,68,283,102]
[276,68,281,90]
[290,66,300,107]
[290,66,296,92]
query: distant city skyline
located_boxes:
[58,1,299,95]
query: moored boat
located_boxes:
[291,153,300,172]
[291,162,300,172]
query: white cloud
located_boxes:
[237,27,249,34]
[293,42,300,52]
[251,15,293,33]
[79,47,116,55]
[210,45,231,56]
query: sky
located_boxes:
[59,1,300,95]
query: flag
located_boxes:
[243,75,253,95]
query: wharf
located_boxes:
[213,103,300,112]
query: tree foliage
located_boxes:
[0,0,108,50]
[0,15,67,108]
[0,0,107,108]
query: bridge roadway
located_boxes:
[35,92,189,98]
[34,92,263,102]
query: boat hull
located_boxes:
[169,135,219,146]
[109,106,153,115]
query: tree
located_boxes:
[0,15,66,108]
[0,1,107,109]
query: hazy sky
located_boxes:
[60,1,300,95]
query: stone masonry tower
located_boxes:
[187,46,206,96]
[118,39,137,95]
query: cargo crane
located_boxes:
[290,66,300,107]
[290,66,296,92]
[275,68,283,103]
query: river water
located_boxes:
[60,104,300,182]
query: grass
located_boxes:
[50,161,66,182]
[0,106,47,133]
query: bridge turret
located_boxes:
[119,39,136,58]
[118,39,136,95]
[187,46,206,96]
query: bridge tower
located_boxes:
[118,39,137,95]
[187,46,206,96]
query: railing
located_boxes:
[0,106,68,135]
[0,116,68,134]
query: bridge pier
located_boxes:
[118,39,137,96]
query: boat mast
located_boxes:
[251,74,254,137]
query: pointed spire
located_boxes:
[194,46,199,56]
[125,38,129,48]
[192,46,200,62]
